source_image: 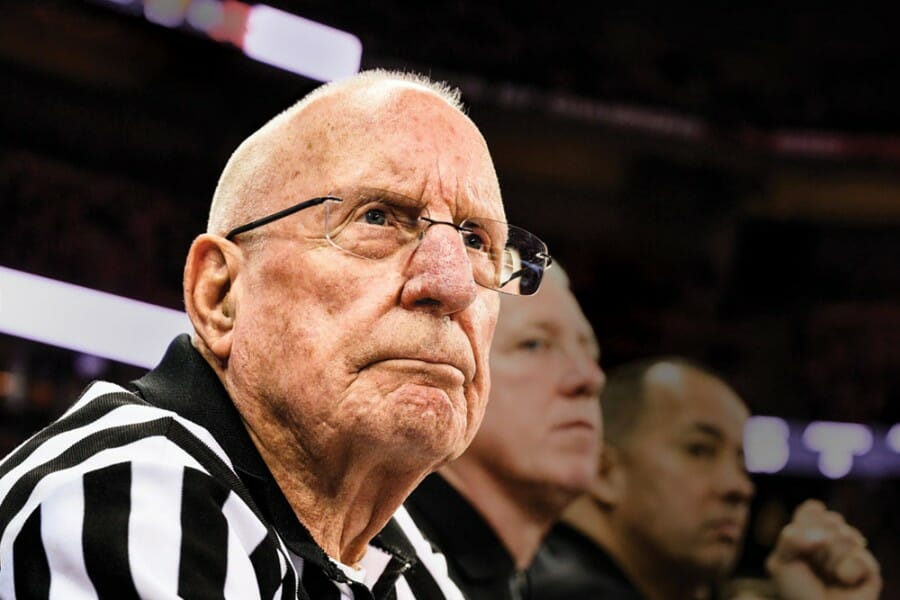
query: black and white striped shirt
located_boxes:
[0,335,462,600]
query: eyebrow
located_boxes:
[347,187,427,207]
[526,322,601,361]
[684,422,725,440]
[682,422,747,457]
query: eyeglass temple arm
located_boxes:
[224,196,340,240]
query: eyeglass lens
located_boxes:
[323,190,549,295]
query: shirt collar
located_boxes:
[128,335,340,576]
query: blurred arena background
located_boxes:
[2,1,898,592]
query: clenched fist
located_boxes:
[766,500,881,600]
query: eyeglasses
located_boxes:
[224,188,552,295]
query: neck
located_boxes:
[241,408,432,566]
[200,337,435,565]
[439,461,572,570]
[562,497,712,600]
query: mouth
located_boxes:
[705,519,745,543]
[554,419,597,432]
[366,357,468,387]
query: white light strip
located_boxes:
[92,1,362,82]
[0,266,191,368]
[744,416,791,474]
[242,4,362,81]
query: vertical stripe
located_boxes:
[83,463,139,599]
[400,561,445,600]
[41,477,95,599]
[13,508,50,599]
[128,461,184,597]
[371,556,404,599]
[280,551,299,600]
[220,493,263,600]
[391,506,459,599]
[178,467,230,599]
[248,535,281,597]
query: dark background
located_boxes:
[2,1,898,592]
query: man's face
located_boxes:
[226,85,503,471]
[463,272,604,498]
[615,364,755,579]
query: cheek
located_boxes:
[504,369,559,419]
[463,296,501,428]
[638,465,712,528]
[479,387,528,438]
[477,292,500,343]
[465,407,533,473]
[628,458,688,506]
[484,354,551,414]
[239,253,362,379]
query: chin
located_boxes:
[394,417,467,462]
[533,464,596,501]
[553,456,599,492]
[691,551,740,579]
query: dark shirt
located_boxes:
[528,522,646,600]
[405,473,532,600]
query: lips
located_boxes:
[351,318,479,385]
[554,419,597,431]
[370,357,468,386]
[550,400,601,432]
[363,350,475,384]
[705,518,746,543]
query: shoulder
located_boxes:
[529,524,645,600]
[2,380,234,478]
[541,522,604,560]
[0,380,240,546]
[0,381,292,598]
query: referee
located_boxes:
[0,69,552,599]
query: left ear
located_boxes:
[183,234,241,362]
[589,445,626,509]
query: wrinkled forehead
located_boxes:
[278,83,505,222]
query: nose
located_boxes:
[561,350,606,399]
[400,221,479,315]
[721,456,756,505]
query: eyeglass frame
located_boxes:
[223,193,552,295]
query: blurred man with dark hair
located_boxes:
[529,357,881,600]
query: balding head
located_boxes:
[601,357,744,448]
[207,70,475,236]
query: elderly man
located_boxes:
[0,70,552,598]
[405,265,605,599]
[529,357,881,600]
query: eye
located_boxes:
[351,196,422,230]
[463,231,487,251]
[686,442,717,458]
[363,207,389,226]
[519,338,548,352]
[460,223,491,252]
